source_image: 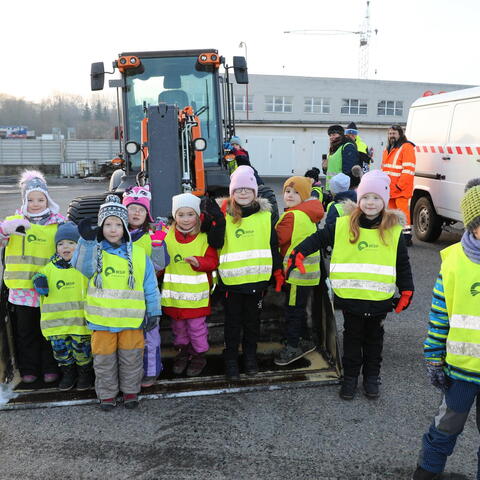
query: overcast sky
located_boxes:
[1,0,478,101]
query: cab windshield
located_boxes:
[125,56,220,170]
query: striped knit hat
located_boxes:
[461,178,480,232]
[94,195,135,290]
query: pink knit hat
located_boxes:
[122,185,153,222]
[229,165,258,196]
[356,170,391,208]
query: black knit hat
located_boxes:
[328,125,344,136]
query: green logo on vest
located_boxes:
[56,280,74,290]
[471,282,480,296]
[235,228,254,238]
[27,234,46,243]
[358,241,378,251]
[104,266,126,277]
[174,254,183,263]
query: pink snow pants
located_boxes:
[171,316,209,354]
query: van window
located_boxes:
[408,105,451,144]
[449,100,480,145]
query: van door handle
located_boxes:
[441,156,450,160]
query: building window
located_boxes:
[265,95,293,113]
[234,95,253,112]
[304,97,330,114]
[377,100,403,116]
[341,98,368,115]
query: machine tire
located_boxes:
[67,193,112,225]
[413,196,443,242]
[258,184,279,225]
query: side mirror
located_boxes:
[91,62,105,91]
[125,141,141,155]
[193,138,207,152]
[233,56,248,85]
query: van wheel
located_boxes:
[413,196,443,242]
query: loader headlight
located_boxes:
[193,138,207,152]
[125,141,141,155]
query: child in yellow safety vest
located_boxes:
[216,165,283,380]
[325,172,357,226]
[412,179,480,480]
[32,222,93,391]
[122,185,168,388]
[72,195,162,410]
[274,176,324,366]
[162,193,219,377]
[0,170,65,385]
[287,170,414,400]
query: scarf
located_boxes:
[329,136,346,155]
[461,231,480,264]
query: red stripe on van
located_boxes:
[466,146,473,155]
[422,146,428,152]
[447,146,453,154]
[456,146,463,154]
[438,146,444,153]
[416,146,420,152]
[430,146,436,152]
[476,147,480,155]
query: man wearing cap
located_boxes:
[228,136,264,185]
[345,122,372,173]
[381,125,416,246]
[325,125,359,192]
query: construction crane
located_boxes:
[284,0,377,79]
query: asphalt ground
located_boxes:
[0,176,474,480]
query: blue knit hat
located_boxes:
[230,135,242,147]
[55,221,80,244]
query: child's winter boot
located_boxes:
[76,363,94,391]
[411,466,439,479]
[173,345,190,375]
[243,347,258,376]
[123,393,139,409]
[225,358,240,381]
[99,398,117,411]
[363,376,380,399]
[58,365,77,391]
[186,352,207,377]
[339,376,358,400]
[141,376,157,388]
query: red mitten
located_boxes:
[151,225,168,247]
[273,269,285,292]
[394,290,413,313]
[285,250,306,279]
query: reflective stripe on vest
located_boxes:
[330,216,401,300]
[440,243,480,372]
[219,210,272,285]
[3,216,57,289]
[277,210,320,286]
[39,262,90,337]
[85,245,146,329]
[134,233,152,257]
[326,143,353,190]
[161,229,210,308]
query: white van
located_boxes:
[406,86,480,242]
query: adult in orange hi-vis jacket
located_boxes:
[381,125,416,246]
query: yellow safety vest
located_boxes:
[161,229,210,309]
[277,210,320,286]
[133,233,152,257]
[312,186,323,203]
[218,211,272,285]
[330,216,401,301]
[326,142,354,190]
[326,201,345,217]
[441,243,480,372]
[85,245,146,329]
[39,262,90,338]
[356,136,368,154]
[3,215,58,289]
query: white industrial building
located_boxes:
[232,75,472,176]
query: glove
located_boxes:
[0,218,31,235]
[273,269,285,292]
[78,218,100,241]
[33,274,49,297]
[151,226,168,247]
[393,290,413,313]
[426,361,449,392]
[144,315,160,332]
[200,197,224,233]
[285,250,306,280]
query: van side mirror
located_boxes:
[91,62,105,91]
[233,56,248,85]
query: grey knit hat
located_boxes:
[461,178,480,232]
[98,195,129,231]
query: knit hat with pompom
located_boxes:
[461,178,480,232]
[19,170,59,216]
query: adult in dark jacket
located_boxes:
[230,136,264,185]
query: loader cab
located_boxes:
[122,51,223,172]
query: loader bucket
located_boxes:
[0,263,341,410]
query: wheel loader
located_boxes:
[0,49,341,409]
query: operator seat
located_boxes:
[158,90,189,109]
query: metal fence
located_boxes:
[0,139,117,165]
